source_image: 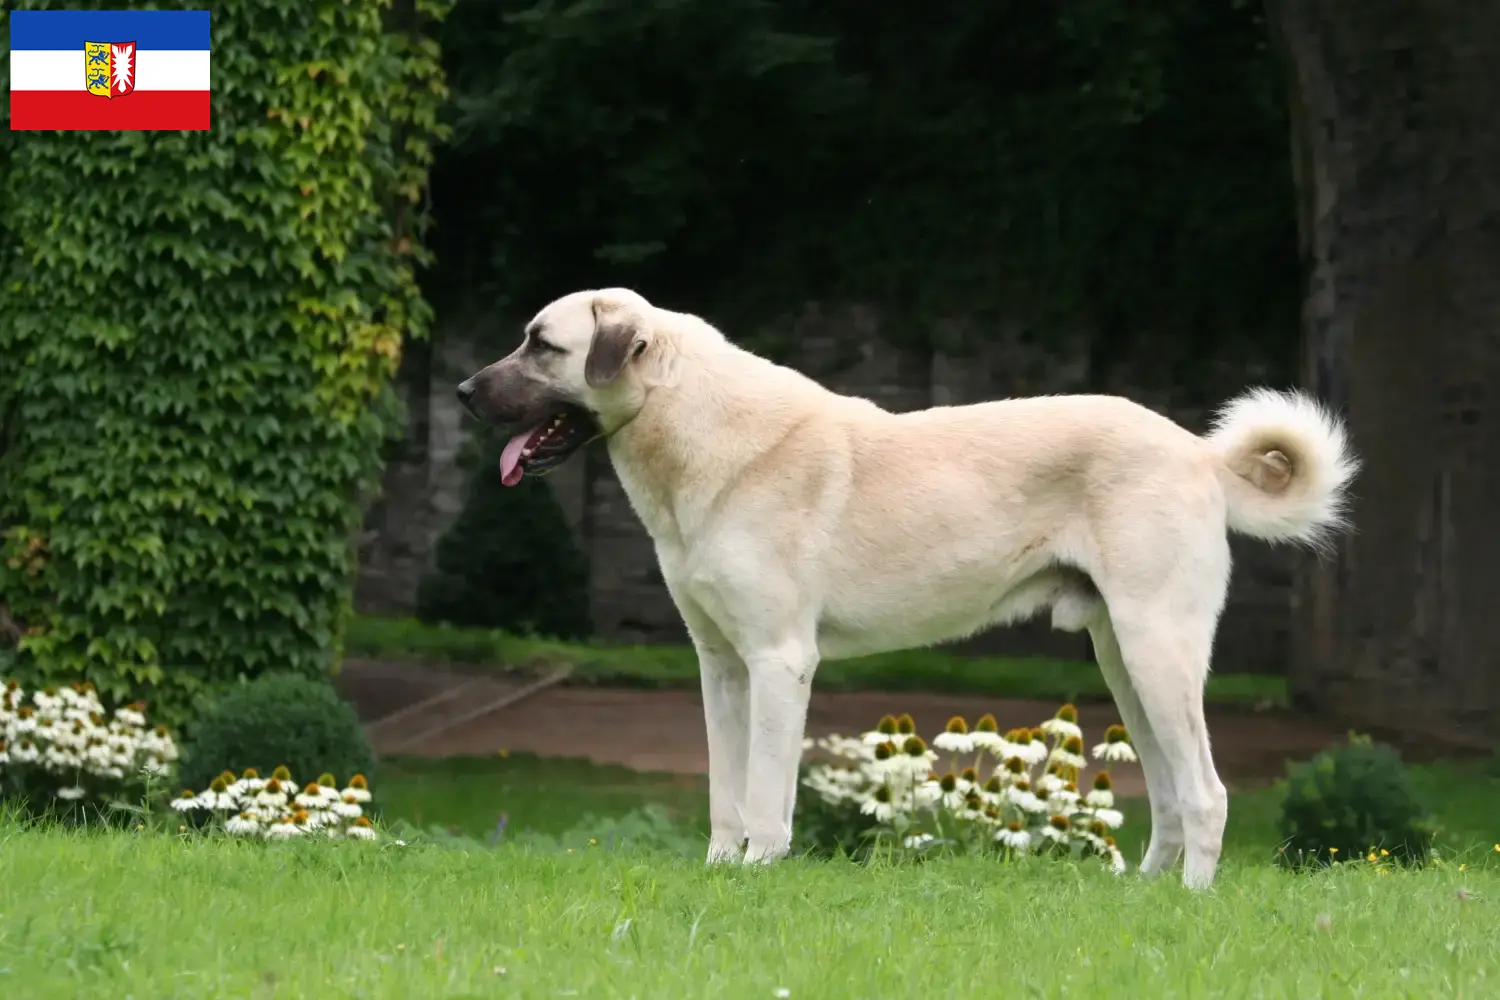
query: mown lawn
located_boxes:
[377,754,709,840]
[4,756,1498,998]
[344,614,1287,707]
[3,824,1498,999]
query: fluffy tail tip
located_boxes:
[1207,387,1359,550]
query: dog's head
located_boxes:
[456,288,659,486]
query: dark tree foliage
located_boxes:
[429,0,1296,370]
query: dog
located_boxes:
[456,288,1357,889]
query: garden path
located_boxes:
[337,659,1388,797]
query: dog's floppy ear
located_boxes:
[585,297,648,388]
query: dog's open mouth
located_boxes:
[498,405,598,486]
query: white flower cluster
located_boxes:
[170,766,378,841]
[0,679,179,802]
[802,705,1139,872]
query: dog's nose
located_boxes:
[456,379,476,407]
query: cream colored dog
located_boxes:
[456,288,1357,889]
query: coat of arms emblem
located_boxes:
[85,41,136,99]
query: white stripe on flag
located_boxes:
[9,50,211,92]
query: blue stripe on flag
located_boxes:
[9,10,211,51]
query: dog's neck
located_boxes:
[604,335,815,549]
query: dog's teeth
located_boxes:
[521,448,532,458]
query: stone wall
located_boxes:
[355,303,1296,674]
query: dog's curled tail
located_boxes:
[1206,388,1358,551]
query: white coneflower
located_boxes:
[1085,773,1115,808]
[1005,782,1046,814]
[56,785,87,801]
[1093,724,1138,763]
[903,832,936,850]
[1039,705,1084,741]
[11,739,39,764]
[868,740,903,779]
[859,785,899,823]
[1048,740,1088,771]
[1108,846,1127,874]
[862,715,902,746]
[294,782,328,809]
[1017,729,1049,766]
[139,758,170,779]
[341,774,372,803]
[1091,807,1125,829]
[44,746,80,770]
[957,787,987,823]
[229,769,266,796]
[996,824,1032,852]
[894,736,937,776]
[828,735,873,759]
[969,714,1004,755]
[142,727,180,762]
[169,790,202,811]
[199,776,238,810]
[224,812,261,836]
[1049,785,1081,810]
[992,732,1023,762]
[264,818,303,839]
[346,817,378,840]
[0,741,8,766]
[1037,771,1067,795]
[10,708,38,735]
[926,772,964,811]
[1041,815,1072,843]
[114,705,147,728]
[255,779,289,808]
[298,807,334,829]
[932,717,974,755]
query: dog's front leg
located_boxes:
[695,635,751,863]
[741,638,817,864]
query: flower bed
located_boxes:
[801,704,1138,869]
[0,679,179,810]
[171,766,379,841]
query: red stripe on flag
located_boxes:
[10,91,211,131]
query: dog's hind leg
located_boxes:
[1087,614,1185,877]
[1104,600,1229,890]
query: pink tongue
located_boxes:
[499,424,544,487]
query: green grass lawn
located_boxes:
[377,754,709,840]
[4,756,1497,998]
[344,614,1287,706]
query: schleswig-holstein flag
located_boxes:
[9,10,211,131]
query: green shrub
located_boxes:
[415,435,590,639]
[180,672,376,797]
[1277,735,1434,869]
[0,0,451,726]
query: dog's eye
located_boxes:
[528,335,566,355]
